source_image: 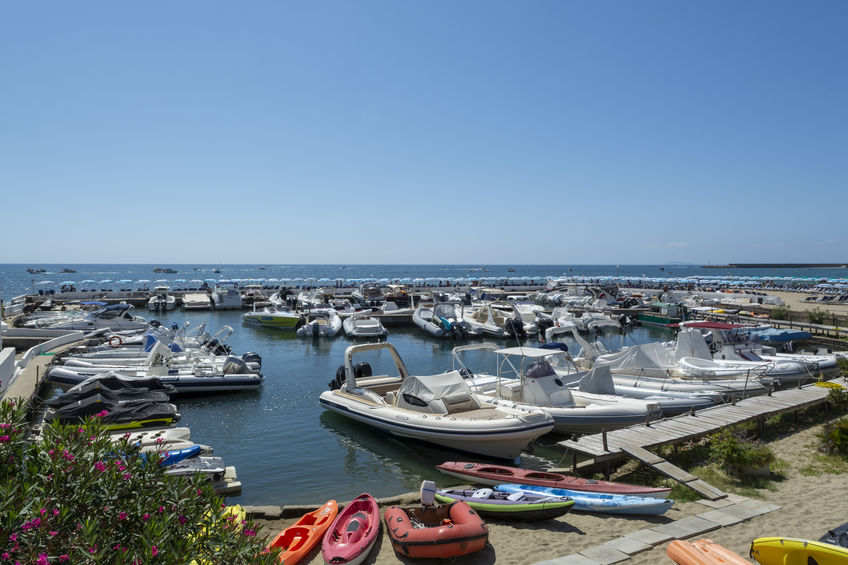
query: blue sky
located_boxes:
[2,1,846,264]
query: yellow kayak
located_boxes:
[750,537,848,565]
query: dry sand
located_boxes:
[253,415,848,564]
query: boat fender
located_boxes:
[109,336,123,348]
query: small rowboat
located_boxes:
[495,484,673,516]
[667,539,752,564]
[436,461,671,498]
[321,493,380,565]
[750,537,848,565]
[385,501,488,559]
[434,488,575,521]
[267,500,338,565]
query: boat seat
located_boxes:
[472,488,494,499]
[506,492,525,501]
[440,390,478,414]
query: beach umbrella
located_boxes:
[80,279,96,284]
[318,278,331,282]
[155,279,169,283]
[99,279,113,284]
[204,278,217,282]
[117,279,133,284]
[60,280,76,285]
[36,280,54,285]
[189,279,203,284]
[136,279,151,283]
[174,278,187,283]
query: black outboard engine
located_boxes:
[203,338,231,356]
[354,361,372,379]
[504,318,526,338]
[329,364,346,390]
[149,320,162,328]
[241,352,262,371]
[311,323,320,337]
[536,317,554,334]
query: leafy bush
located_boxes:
[806,307,829,325]
[770,306,790,321]
[826,386,848,411]
[837,357,848,378]
[0,399,278,564]
[708,428,775,474]
[819,418,848,458]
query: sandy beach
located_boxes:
[254,412,848,564]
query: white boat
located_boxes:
[452,344,663,435]
[181,292,211,310]
[351,282,383,307]
[413,297,480,338]
[462,301,538,338]
[48,361,264,394]
[319,342,554,459]
[147,286,176,311]
[22,303,149,332]
[242,305,302,330]
[296,287,335,310]
[296,308,342,337]
[574,311,621,332]
[342,310,388,339]
[211,281,243,310]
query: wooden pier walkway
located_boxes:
[557,379,843,499]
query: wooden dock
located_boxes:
[556,379,844,499]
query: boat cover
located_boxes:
[673,329,713,360]
[48,374,174,408]
[594,342,678,371]
[398,371,476,414]
[575,365,616,395]
[46,395,178,425]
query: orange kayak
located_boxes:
[667,539,753,564]
[267,500,339,565]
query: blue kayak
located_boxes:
[495,483,674,515]
[138,444,202,466]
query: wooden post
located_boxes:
[757,415,765,438]
[572,451,577,475]
[604,460,610,480]
[602,429,608,452]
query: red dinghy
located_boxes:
[436,461,671,499]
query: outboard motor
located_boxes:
[222,356,249,375]
[354,361,372,379]
[311,323,320,338]
[536,317,554,334]
[505,318,526,338]
[149,320,162,328]
[329,364,346,390]
[241,352,262,371]
[203,338,230,356]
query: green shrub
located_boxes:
[819,417,848,458]
[770,306,790,321]
[826,386,848,411]
[806,307,828,325]
[708,428,775,474]
[0,399,279,564]
[837,357,848,378]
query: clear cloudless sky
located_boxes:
[1,1,846,265]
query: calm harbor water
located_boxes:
[3,263,844,505]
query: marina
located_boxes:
[3,264,848,564]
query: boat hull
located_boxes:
[750,537,848,565]
[436,461,671,498]
[321,494,379,565]
[319,392,553,460]
[495,484,673,515]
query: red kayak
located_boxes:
[321,493,380,565]
[436,461,672,499]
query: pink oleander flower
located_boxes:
[9,533,17,541]
[243,529,256,537]
[49,531,58,537]
[94,461,107,472]
[155,437,163,444]
[178,515,187,525]
[36,553,49,565]
[151,546,158,556]
[94,410,108,418]
[119,512,127,520]
[59,555,69,562]
[53,509,59,516]
[157,506,164,513]
[123,473,131,481]
[142,513,150,522]
[0,435,9,443]
[89,545,97,554]
[1,553,8,560]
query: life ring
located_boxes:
[109,336,123,349]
